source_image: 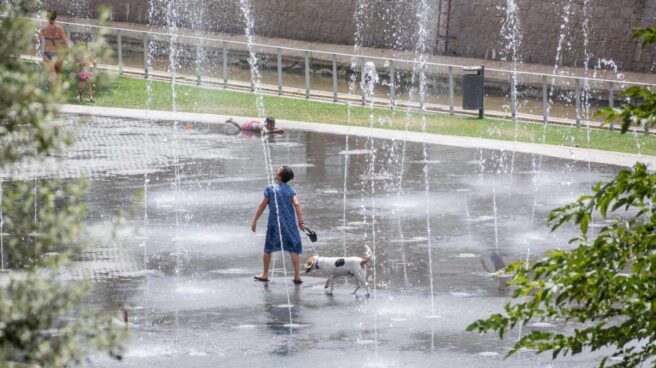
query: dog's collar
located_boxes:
[314,257,320,269]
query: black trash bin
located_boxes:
[463,66,485,119]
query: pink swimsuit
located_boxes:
[241,120,261,131]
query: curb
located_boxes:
[59,104,655,168]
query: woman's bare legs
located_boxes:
[43,58,57,85]
[256,252,301,281]
[290,252,301,281]
[256,252,272,280]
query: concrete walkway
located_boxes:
[55,16,656,86]
[60,104,655,168]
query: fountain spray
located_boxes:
[238,0,295,331]
[501,0,523,191]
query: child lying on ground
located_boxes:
[226,116,284,134]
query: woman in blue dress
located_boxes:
[251,166,305,284]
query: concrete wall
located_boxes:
[44,0,441,50]
[449,0,656,73]
[44,0,656,72]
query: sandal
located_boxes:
[253,276,269,282]
[293,279,303,285]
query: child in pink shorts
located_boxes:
[77,51,96,103]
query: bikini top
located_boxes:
[42,26,64,46]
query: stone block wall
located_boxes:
[133,0,360,44]
[43,0,656,72]
[44,0,441,50]
[449,0,656,73]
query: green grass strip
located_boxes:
[69,76,656,156]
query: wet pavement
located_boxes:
[47,115,622,367]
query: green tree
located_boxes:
[0,0,125,366]
[597,27,656,134]
[467,29,656,367]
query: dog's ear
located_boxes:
[304,256,314,273]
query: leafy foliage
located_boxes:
[1,179,87,270]
[469,27,656,368]
[597,28,656,133]
[467,163,656,367]
[0,271,124,366]
[0,0,125,366]
[0,2,68,163]
[632,27,656,47]
[598,85,656,134]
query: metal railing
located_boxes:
[27,17,656,131]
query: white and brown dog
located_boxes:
[304,255,370,297]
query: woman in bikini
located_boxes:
[40,10,68,79]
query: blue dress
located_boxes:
[264,183,303,254]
